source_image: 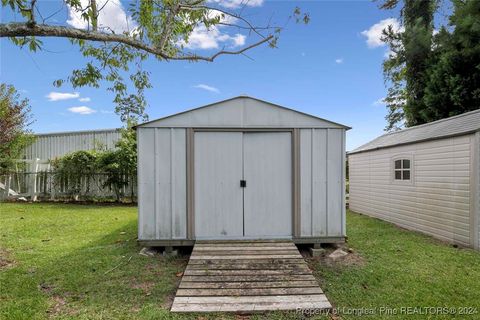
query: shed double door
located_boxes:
[194,131,292,239]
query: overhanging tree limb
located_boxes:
[0,22,273,62]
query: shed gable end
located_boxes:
[138,97,346,128]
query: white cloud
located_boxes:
[46,92,80,101]
[78,97,91,102]
[231,34,246,47]
[180,25,247,50]
[193,84,220,93]
[178,9,246,50]
[208,0,264,9]
[67,0,135,33]
[361,18,402,48]
[335,58,343,64]
[68,106,97,115]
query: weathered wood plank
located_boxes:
[191,250,300,256]
[173,294,329,304]
[188,258,305,265]
[176,287,323,296]
[179,280,319,289]
[190,255,301,260]
[194,246,296,251]
[195,240,293,244]
[171,301,332,312]
[186,263,310,271]
[184,269,311,276]
[181,274,316,282]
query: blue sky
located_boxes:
[0,0,408,151]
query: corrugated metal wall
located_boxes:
[300,128,346,238]
[138,128,187,240]
[23,129,121,160]
[349,134,474,247]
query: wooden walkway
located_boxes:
[171,240,332,313]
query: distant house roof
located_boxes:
[136,96,351,129]
[349,109,480,154]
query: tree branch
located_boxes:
[0,23,273,62]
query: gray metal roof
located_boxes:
[349,109,480,154]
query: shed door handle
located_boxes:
[240,180,246,188]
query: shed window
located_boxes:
[394,159,411,180]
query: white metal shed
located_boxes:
[348,109,480,250]
[136,96,350,246]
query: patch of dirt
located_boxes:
[332,250,365,267]
[39,282,56,294]
[46,295,79,318]
[131,281,155,295]
[47,296,66,316]
[161,293,175,310]
[130,305,142,313]
[304,244,366,268]
[0,248,16,270]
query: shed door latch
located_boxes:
[240,180,247,188]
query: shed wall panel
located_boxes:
[300,129,313,236]
[138,128,187,240]
[155,129,172,238]
[349,134,474,247]
[138,129,156,239]
[326,129,343,236]
[311,129,327,236]
[299,128,345,237]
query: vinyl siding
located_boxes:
[475,132,480,249]
[349,134,474,247]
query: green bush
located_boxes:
[51,150,98,198]
[51,128,137,202]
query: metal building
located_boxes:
[348,109,480,250]
[136,96,350,246]
[24,128,121,160]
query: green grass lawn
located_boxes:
[1,203,479,319]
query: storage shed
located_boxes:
[136,96,350,246]
[348,109,480,250]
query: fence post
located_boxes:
[31,158,39,201]
[50,171,56,201]
[5,174,12,200]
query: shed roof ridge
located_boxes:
[349,108,480,154]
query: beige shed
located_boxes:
[348,109,480,249]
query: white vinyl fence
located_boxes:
[0,159,137,202]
